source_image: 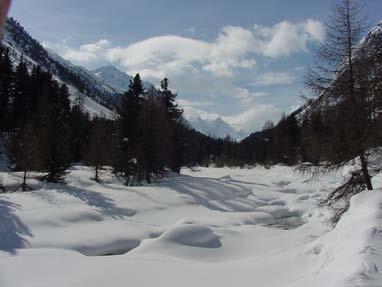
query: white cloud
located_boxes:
[44,39,111,64]
[51,19,324,79]
[106,26,258,78]
[177,99,214,108]
[252,91,269,97]
[202,26,257,77]
[251,72,295,86]
[263,21,308,57]
[303,19,326,42]
[182,105,221,122]
[253,19,325,58]
[224,104,281,132]
[106,35,208,78]
[65,39,111,63]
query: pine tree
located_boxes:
[85,117,112,182]
[34,77,72,183]
[159,78,184,172]
[0,46,13,131]
[113,74,145,184]
[140,87,170,182]
[11,60,32,127]
[69,104,90,162]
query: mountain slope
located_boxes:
[2,18,117,117]
[92,65,155,93]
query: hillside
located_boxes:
[2,18,120,117]
[92,65,155,94]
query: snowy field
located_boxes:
[0,164,382,287]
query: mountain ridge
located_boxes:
[187,116,246,140]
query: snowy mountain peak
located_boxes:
[92,65,133,93]
[93,65,129,78]
[213,117,225,124]
[92,65,154,93]
[187,116,246,140]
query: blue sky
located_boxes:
[8,0,382,132]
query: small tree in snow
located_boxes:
[7,124,35,191]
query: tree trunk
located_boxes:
[22,170,27,191]
[146,172,151,184]
[359,151,373,190]
[95,165,99,182]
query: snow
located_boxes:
[146,223,222,248]
[67,86,116,120]
[0,163,381,286]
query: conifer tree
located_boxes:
[12,60,32,126]
[305,0,373,190]
[69,102,90,162]
[85,117,112,182]
[113,74,145,184]
[159,78,184,172]
[0,46,13,131]
[34,77,72,183]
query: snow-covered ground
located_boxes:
[0,164,381,287]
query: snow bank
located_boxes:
[298,189,382,287]
[149,223,221,248]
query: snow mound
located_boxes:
[159,224,221,248]
[300,189,382,287]
[272,180,291,187]
[256,205,297,219]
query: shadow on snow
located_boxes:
[158,173,253,212]
[55,185,136,219]
[0,197,32,254]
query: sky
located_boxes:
[8,0,382,133]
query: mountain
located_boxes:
[92,65,155,93]
[187,117,246,140]
[92,65,133,93]
[2,17,118,118]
